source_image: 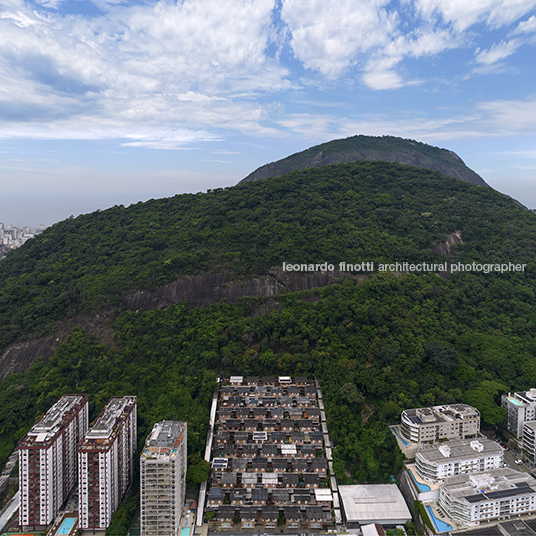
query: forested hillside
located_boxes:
[1,160,535,485]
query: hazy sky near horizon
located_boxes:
[1,0,536,227]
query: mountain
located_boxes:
[0,156,535,498]
[240,135,489,186]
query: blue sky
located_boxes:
[1,0,536,227]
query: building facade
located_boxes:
[18,395,89,530]
[400,404,480,444]
[140,421,187,536]
[439,468,536,525]
[415,439,504,484]
[522,421,536,462]
[502,389,536,438]
[78,396,137,530]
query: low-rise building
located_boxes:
[239,507,256,529]
[401,404,480,444]
[439,468,536,525]
[415,439,504,483]
[284,506,301,528]
[261,505,278,528]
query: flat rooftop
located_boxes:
[80,396,136,448]
[24,394,86,444]
[442,467,536,505]
[141,421,186,461]
[416,438,503,464]
[338,484,411,524]
[403,403,479,425]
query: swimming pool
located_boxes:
[407,468,431,492]
[180,527,192,536]
[390,426,409,446]
[57,518,76,535]
[425,505,452,533]
[508,397,524,407]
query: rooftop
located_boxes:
[416,438,503,465]
[442,467,536,505]
[22,394,87,445]
[141,421,186,461]
[338,484,412,523]
[79,396,136,449]
[403,403,480,425]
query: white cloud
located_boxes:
[511,14,536,34]
[412,0,536,31]
[362,70,404,90]
[474,39,520,65]
[280,0,397,77]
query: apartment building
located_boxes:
[522,421,536,462]
[400,404,480,444]
[502,389,536,438]
[18,395,89,530]
[140,421,187,536]
[415,439,504,484]
[78,396,137,530]
[439,468,536,524]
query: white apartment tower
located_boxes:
[140,421,187,536]
[78,396,137,530]
[502,389,536,438]
[18,395,89,530]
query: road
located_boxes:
[0,491,19,533]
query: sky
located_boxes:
[1,0,536,227]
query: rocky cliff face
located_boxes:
[122,268,367,311]
[240,135,489,187]
[0,269,367,380]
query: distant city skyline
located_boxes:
[1,0,536,227]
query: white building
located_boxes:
[502,389,536,438]
[401,404,480,444]
[338,484,411,527]
[439,468,536,525]
[415,439,504,484]
[78,396,137,531]
[18,395,89,530]
[522,421,536,462]
[140,421,187,536]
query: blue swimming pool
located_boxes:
[425,505,452,533]
[57,518,76,535]
[390,426,409,446]
[407,468,431,492]
[181,527,191,536]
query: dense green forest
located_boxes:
[1,161,535,485]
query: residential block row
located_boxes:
[206,375,334,529]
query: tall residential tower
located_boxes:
[78,396,137,530]
[140,421,187,536]
[19,395,89,530]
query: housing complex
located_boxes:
[398,400,536,529]
[439,468,536,524]
[78,396,137,530]
[18,395,89,530]
[401,403,480,445]
[207,375,333,529]
[415,439,504,484]
[140,421,187,536]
